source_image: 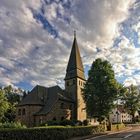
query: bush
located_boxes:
[83,120,89,126]
[0,125,105,140]
[44,120,81,126]
[110,123,125,131]
[134,117,140,123]
[46,121,60,126]
[59,120,75,126]
[0,122,26,128]
[75,120,83,126]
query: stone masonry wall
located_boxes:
[16,105,42,127]
[35,100,72,126]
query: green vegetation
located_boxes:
[121,85,140,122]
[111,123,125,131]
[0,122,26,128]
[0,125,105,140]
[83,58,121,123]
[0,89,9,122]
[40,119,89,126]
[0,85,23,123]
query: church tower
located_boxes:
[65,32,86,121]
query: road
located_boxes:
[85,127,140,140]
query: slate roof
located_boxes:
[117,105,126,113]
[18,85,47,106]
[18,85,74,115]
[65,35,85,80]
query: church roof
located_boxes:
[65,33,85,80]
[18,85,74,115]
[18,85,47,106]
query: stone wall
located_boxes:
[16,100,73,127]
[77,78,87,121]
[16,105,42,127]
[65,78,87,121]
[35,100,72,126]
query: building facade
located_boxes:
[16,34,87,127]
[109,105,139,123]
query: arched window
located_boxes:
[60,103,64,109]
[18,109,21,115]
[79,80,80,85]
[39,117,43,124]
[67,81,69,86]
[81,81,83,86]
[22,108,26,115]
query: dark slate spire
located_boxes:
[65,31,85,80]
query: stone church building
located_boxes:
[16,34,87,127]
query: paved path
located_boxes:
[85,126,140,140]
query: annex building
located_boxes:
[16,34,87,127]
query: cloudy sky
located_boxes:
[0,0,140,90]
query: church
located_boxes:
[16,33,87,127]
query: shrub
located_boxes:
[46,120,60,126]
[76,120,83,126]
[134,117,140,123]
[111,123,125,131]
[44,120,80,126]
[0,122,26,128]
[0,125,105,140]
[59,120,75,126]
[83,120,89,126]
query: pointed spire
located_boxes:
[65,32,85,80]
[74,30,76,39]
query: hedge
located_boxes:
[0,122,26,129]
[0,125,105,140]
[111,123,125,131]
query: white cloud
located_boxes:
[0,0,139,89]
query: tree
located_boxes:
[83,58,120,123]
[0,89,9,122]
[3,85,21,122]
[122,85,140,122]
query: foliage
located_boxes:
[121,85,140,122]
[83,120,89,126]
[45,120,60,126]
[4,85,21,104]
[0,90,9,122]
[0,125,105,140]
[43,120,82,126]
[0,122,26,128]
[74,120,83,126]
[2,85,22,122]
[59,120,75,126]
[2,104,16,122]
[83,58,120,123]
[111,123,125,131]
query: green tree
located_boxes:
[0,89,9,122]
[83,58,120,123]
[122,85,140,122]
[4,85,20,104]
[3,85,21,122]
